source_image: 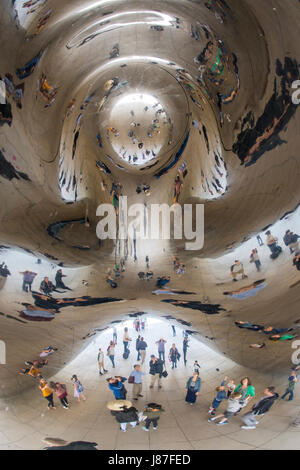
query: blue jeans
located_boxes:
[123,341,128,354]
[158,351,165,363]
[281,389,294,400]
[109,355,115,367]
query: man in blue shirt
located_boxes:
[129,365,146,400]
[108,376,127,400]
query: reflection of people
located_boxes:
[161,299,225,315]
[156,339,167,363]
[141,403,165,431]
[269,334,297,341]
[169,344,180,368]
[32,292,124,311]
[40,277,56,296]
[223,279,266,299]
[283,230,299,254]
[235,321,263,331]
[149,355,164,389]
[39,379,56,410]
[241,387,278,430]
[185,371,201,405]
[20,270,37,292]
[19,304,56,322]
[110,402,138,433]
[55,269,72,291]
[281,372,297,401]
[230,260,247,281]
[265,230,282,256]
[250,249,261,272]
[42,438,98,450]
[108,376,127,400]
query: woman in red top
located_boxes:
[50,382,69,409]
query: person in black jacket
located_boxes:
[241,387,279,429]
[149,355,164,389]
[111,405,139,432]
[55,269,72,291]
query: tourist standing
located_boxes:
[50,382,69,409]
[183,336,189,365]
[149,355,164,389]
[141,403,165,431]
[123,327,132,355]
[20,270,37,292]
[169,343,180,369]
[129,365,146,400]
[156,338,167,363]
[281,371,297,401]
[241,387,279,429]
[137,336,148,364]
[185,371,201,405]
[98,348,108,375]
[107,341,116,368]
[39,379,56,410]
[71,375,86,402]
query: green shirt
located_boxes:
[234,384,255,399]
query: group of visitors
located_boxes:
[25,318,299,437]
[2,267,73,294]
[230,227,300,281]
[39,375,86,410]
[108,400,164,432]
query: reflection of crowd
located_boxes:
[229,226,300,282]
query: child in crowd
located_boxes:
[208,392,242,426]
[208,377,228,416]
[140,403,165,431]
[227,379,236,398]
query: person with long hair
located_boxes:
[107,341,116,368]
[50,382,69,409]
[39,379,56,410]
[71,375,86,403]
[185,371,201,405]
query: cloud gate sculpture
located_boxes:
[1,0,300,452]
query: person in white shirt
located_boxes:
[97,348,108,375]
[123,327,132,354]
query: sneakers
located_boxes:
[153,427,157,430]
[241,426,256,430]
[216,421,228,426]
[208,418,215,423]
[142,426,149,432]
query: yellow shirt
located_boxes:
[41,384,52,397]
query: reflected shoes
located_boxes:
[241,426,256,430]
